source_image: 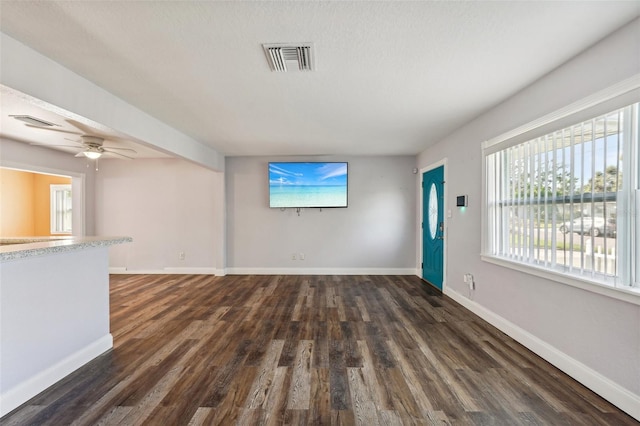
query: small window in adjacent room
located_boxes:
[483,99,639,295]
[50,184,72,234]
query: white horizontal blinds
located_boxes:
[603,111,618,276]
[633,104,640,287]
[565,126,574,271]
[50,185,72,234]
[487,105,630,283]
[543,134,551,265]
[549,133,558,264]
[486,154,497,255]
[486,154,500,256]
[522,140,530,260]
[53,190,63,231]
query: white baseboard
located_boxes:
[444,288,640,421]
[109,267,222,276]
[225,267,419,276]
[163,267,218,275]
[110,267,417,277]
[0,334,113,417]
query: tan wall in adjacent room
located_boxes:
[0,168,71,237]
[0,168,35,236]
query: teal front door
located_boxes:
[422,166,444,290]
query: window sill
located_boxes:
[481,254,640,306]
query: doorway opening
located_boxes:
[0,166,84,237]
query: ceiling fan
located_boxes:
[14,116,137,160]
[59,135,135,160]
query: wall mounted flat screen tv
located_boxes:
[269,162,348,208]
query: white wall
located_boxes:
[95,158,224,274]
[226,156,417,274]
[0,137,96,235]
[417,18,640,418]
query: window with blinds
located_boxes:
[484,102,638,290]
[50,184,72,235]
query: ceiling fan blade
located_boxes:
[66,119,103,136]
[30,142,81,148]
[63,137,83,144]
[103,149,134,160]
[103,146,137,153]
[25,124,82,135]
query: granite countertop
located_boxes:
[0,236,133,262]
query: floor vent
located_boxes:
[263,43,313,72]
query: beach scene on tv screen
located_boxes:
[269,162,348,208]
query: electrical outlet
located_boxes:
[464,273,475,289]
[465,273,475,290]
[299,253,305,260]
[179,252,186,260]
[292,254,297,260]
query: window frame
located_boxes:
[481,78,640,306]
[50,184,72,235]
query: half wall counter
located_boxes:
[0,236,132,416]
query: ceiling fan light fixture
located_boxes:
[83,149,102,160]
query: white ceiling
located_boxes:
[1,1,639,158]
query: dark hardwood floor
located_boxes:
[2,274,637,425]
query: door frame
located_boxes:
[419,158,448,292]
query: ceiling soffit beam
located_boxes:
[0,32,225,172]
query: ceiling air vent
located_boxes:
[263,43,313,72]
[10,115,56,127]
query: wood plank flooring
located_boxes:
[2,274,637,425]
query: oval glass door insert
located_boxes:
[428,183,438,239]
